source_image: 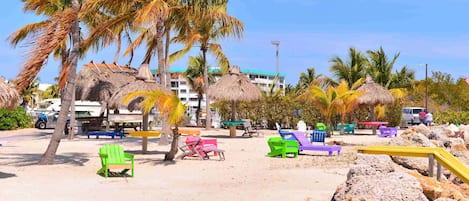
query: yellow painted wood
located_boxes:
[128,131,161,137]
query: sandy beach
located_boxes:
[0,128,395,201]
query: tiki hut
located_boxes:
[0,77,19,110]
[75,61,137,105]
[207,66,262,137]
[357,75,395,134]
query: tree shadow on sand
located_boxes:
[0,152,90,167]
[0,172,16,179]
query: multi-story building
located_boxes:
[153,67,286,116]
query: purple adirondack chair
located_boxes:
[379,126,398,138]
[291,132,341,156]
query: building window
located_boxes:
[171,81,179,88]
[180,97,187,101]
[172,90,178,95]
[260,75,267,79]
[180,81,186,85]
[180,89,187,93]
[189,98,198,102]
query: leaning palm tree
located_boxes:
[184,55,214,126]
[123,90,186,161]
[9,0,82,164]
[172,3,244,129]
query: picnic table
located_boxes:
[358,121,389,135]
[128,131,161,154]
[221,120,245,137]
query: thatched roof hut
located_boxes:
[107,64,164,111]
[357,74,395,124]
[208,66,262,102]
[0,77,19,110]
[207,66,261,137]
[75,61,137,103]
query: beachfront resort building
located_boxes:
[152,67,286,117]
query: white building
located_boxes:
[153,67,286,117]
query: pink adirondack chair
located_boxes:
[185,136,224,160]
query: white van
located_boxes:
[401,107,426,127]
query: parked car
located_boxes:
[401,107,426,127]
[35,111,77,134]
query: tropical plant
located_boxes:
[20,78,40,109]
[184,55,214,126]
[0,107,31,130]
[334,80,363,135]
[9,0,82,165]
[171,2,244,129]
[366,46,399,88]
[329,47,367,88]
[123,90,186,161]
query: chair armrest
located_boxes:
[99,153,108,158]
[124,153,134,159]
[283,140,299,147]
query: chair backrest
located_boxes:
[279,131,295,141]
[291,131,310,146]
[297,120,307,133]
[310,130,326,144]
[275,122,281,131]
[99,144,126,164]
[316,123,326,131]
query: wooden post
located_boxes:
[437,163,442,181]
[428,154,434,177]
[230,126,236,138]
[142,136,148,154]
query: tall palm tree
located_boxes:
[366,46,400,88]
[172,3,244,129]
[184,55,214,126]
[9,0,82,164]
[329,47,368,88]
[123,90,186,161]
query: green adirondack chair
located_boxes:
[97,144,134,178]
[316,123,327,131]
[267,137,299,158]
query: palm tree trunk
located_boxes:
[156,21,169,145]
[164,126,180,161]
[39,0,80,165]
[231,100,236,121]
[196,93,202,126]
[202,48,211,129]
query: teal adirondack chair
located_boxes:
[97,144,134,178]
[267,137,299,158]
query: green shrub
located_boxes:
[434,111,469,125]
[0,107,31,130]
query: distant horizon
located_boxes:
[2,1,469,85]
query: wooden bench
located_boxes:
[87,131,124,139]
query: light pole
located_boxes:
[425,64,428,111]
[271,40,280,74]
[271,40,280,90]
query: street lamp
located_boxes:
[271,40,280,74]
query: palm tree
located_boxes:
[184,55,214,126]
[366,46,400,88]
[20,78,40,110]
[123,90,186,161]
[329,47,368,88]
[172,3,244,129]
[334,80,364,135]
[296,68,322,91]
[9,0,82,164]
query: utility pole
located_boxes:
[271,40,280,89]
[425,64,428,111]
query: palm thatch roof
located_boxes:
[108,64,165,111]
[357,75,394,106]
[207,66,261,102]
[0,77,19,110]
[75,61,137,102]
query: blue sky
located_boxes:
[1,0,469,85]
